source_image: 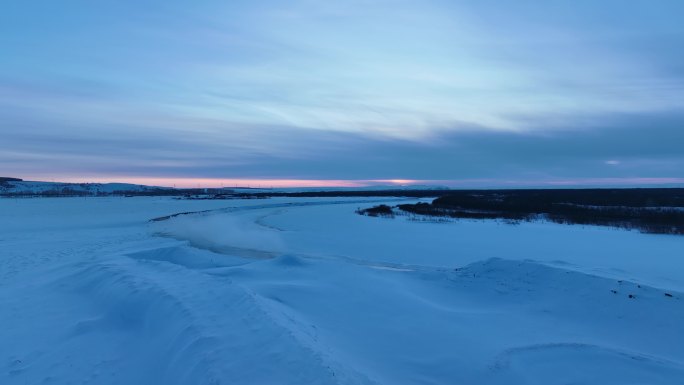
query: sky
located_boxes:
[2,0,684,187]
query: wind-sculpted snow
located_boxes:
[491,342,684,385]
[1,197,684,384]
[204,255,684,384]
[156,214,286,258]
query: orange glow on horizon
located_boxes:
[372,179,419,185]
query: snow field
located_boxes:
[2,196,684,384]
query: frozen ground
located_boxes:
[1,196,683,384]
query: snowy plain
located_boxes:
[1,196,684,384]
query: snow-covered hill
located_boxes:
[0,180,172,196]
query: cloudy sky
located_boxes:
[2,0,683,187]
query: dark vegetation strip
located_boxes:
[231,190,454,198]
[358,189,684,235]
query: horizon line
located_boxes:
[6,176,684,189]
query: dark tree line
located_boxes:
[364,188,684,235]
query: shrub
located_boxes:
[356,204,395,217]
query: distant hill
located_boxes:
[0,180,177,197]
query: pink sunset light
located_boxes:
[44,177,426,189]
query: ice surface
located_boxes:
[1,197,683,384]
